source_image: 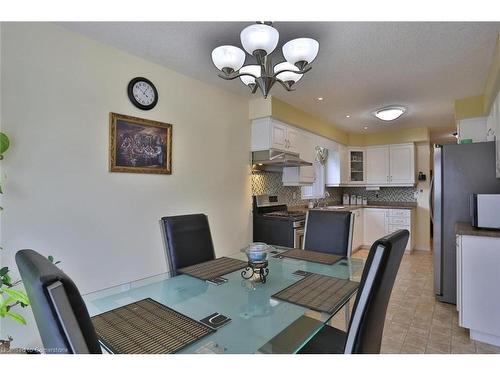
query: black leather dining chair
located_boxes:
[298,229,409,354]
[15,249,102,354]
[303,210,354,256]
[160,214,216,276]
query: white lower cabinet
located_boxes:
[352,209,364,253]
[362,208,414,251]
[457,234,500,346]
[363,208,388,246]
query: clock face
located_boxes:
[127,77,158,110]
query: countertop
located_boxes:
[455,222,500,238]
[289,202,417,212]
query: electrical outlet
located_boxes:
[292,191,297,200]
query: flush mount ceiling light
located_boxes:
[374,106,406,121]
[211,22,319,98]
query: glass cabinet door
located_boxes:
[349,149,365,183]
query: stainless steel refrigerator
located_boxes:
[432,142,500,304]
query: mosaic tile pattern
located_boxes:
[251,171,342,206]
[251,171,417,206]
[342,187,417,203]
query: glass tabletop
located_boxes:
[83,248,365,354]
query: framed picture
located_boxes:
[109,112,172,174]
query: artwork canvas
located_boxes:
[109,113,172,174]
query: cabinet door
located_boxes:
[348,149,366,184]
[299,134,315,183]
[366,145,390,184]
[286,127,300,153]
[270,122,288,151]
[340,145,349,184]
[325,148,341,186]
[389,144,415,184]
[461,235,500,336]
[364,208,388,246]
[352,209,364,253]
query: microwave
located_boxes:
[470,194,500,229]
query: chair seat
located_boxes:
[298,325,347,354]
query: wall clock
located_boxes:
[127,77,158,110]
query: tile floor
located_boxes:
[348,249,500,354]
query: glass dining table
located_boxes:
[83,247,365,354]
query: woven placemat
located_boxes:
[272,274,359,314]
[91,298,214,354]
[178,257,247,280]
[279,249,342,265]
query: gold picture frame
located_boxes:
[109,112,172,174]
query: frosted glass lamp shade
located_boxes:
[240,24,279,55]
[239,65,261,86]
[282,38,319,65]
[211,45,245,71]
[274,62,302,83]
[374,106,406,121]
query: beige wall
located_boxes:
[1,23,252,345]
[348,127,430,146]
[414,142,431,251]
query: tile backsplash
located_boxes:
[342,187,417,203]
[251,171,342,207]
[251,171,417,206]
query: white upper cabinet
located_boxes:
[347,148,366,184]
[364,143,415,186]
[366,145,390,184]
[251,117,300,153]
[283,131,315,185]
[457,117,488,144]
[270,122,287,150]
[389,143,415,185]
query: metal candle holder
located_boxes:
[241,260,269,284]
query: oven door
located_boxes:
[294,228,305,249]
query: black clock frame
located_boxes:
[127,77,158,110]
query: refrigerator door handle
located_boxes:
[429,174,434,223]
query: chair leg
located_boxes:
[344,302,350,330]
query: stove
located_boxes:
[253,195,306,248]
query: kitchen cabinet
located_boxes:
[389,144,415,185]
[326,144,349,186]
[457,234,500,346]
[365,143,415,186]
[363,208,414,251]
[457,117,488,143]
[283,131,315,186]
[251,117,299,153]
[363,208,388,246]
[366,145,390,184]
[352,209,364,253]
[347,148,366,184]
[301,162,325,199]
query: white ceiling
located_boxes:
[60,22,500,133]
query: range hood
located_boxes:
[252,149,312,172]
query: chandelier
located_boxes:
[211,22,319,98]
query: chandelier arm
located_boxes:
[272,65,312,78]
[251,84,258,94]
[217,72,258,81]
[275,78,295,92]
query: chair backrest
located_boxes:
[15,249,102,354]
[160,214,216,276]
[343,229,409,354]
[303,210,354,256]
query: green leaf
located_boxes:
[6,311,27,325]
[0,267,8,276]
[48,255,54,263]
[2,288,30,306]
[54,261,61,265]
